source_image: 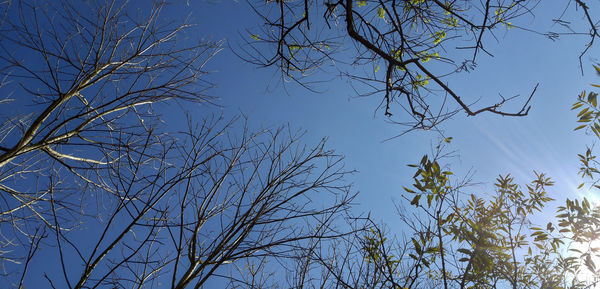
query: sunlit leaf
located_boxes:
[594,64,600,76]
[377,7,385,19]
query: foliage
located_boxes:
[5,0,600,288]
[310,65,600,289]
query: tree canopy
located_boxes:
[243,0,599,129]
[2,0,600,288]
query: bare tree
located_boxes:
[10,116,355,288]
[241,0,544,130]
[0,1,357,288]
[241,0,600,130]
[0,0,216,284]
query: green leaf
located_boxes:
[377,7,385,19]
[589,92,598,107]
[410,194,421,206]
[425,246,440,253]
[427,194,434,207]
[412,238,422,254]
[594,64,600,76]
[250,34,260,41]
[592,125,600,138]
[432,30,446,44]
[577,107,589,118]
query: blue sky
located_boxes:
[188,0,599,223]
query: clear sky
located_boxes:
[188,0,599,223]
